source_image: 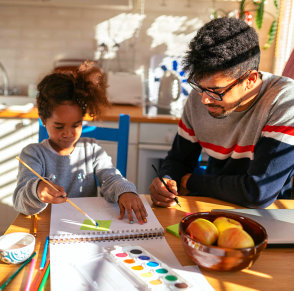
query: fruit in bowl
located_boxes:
[186,218,219,245]
[218,227,255,249]
[179,211,268,271]
[213,216,243,233]
[187,216,255,249]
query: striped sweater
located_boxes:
[160,72,294,208]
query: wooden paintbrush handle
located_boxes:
[16,156,97,226]
[16,156,59,192]
[66,198,86,216]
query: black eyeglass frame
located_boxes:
[188,70,251,101]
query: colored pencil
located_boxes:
[24,257,36,291]
[30,259,50,291]
[38,262,50,291]
[151,164,181,207]
[16,156,98,227]
[40,236,49,270]
[33,214,38,237]
[0,252,36,290]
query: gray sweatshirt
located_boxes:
[13,137,137,215]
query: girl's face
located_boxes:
[43,102,83,155]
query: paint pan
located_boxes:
[109,245,191,290]
[72,252,140,291]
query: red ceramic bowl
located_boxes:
[179,211,268,272]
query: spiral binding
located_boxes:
[49,227,165,244]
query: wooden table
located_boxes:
[1,196,294,290]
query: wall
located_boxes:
[0,0,276,96]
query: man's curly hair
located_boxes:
[183,17,260,81]
[37,61,109,121]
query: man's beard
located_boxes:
[207,98,244,119]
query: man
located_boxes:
[149,17,294,208]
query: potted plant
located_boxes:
[239,0,279,49]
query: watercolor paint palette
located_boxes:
[109,245,192,290]
[72,251,139,291]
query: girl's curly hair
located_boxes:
[37,61,109,121]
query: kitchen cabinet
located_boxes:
[137,122,178,193]
[0,118,39,234]
[139,123,177,145]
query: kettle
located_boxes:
[157,70,181,109]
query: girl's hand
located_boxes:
[37,180,67,204]
[118,192,148,224]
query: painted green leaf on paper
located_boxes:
[80,219,112,231]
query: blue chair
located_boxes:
[193,153,208,175]
[38,114,130,177]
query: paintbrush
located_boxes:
[16,156,98,227]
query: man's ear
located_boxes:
[246,71,259,89]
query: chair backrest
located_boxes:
[38,114,130,177]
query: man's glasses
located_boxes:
[188,71,251,101]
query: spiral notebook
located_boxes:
[49,195,164,243]
[49,196,215,291]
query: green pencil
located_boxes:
[38,262,50,291]
[0,251,37,290]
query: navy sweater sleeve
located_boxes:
[187,137,294,208]
[159,133,202,186]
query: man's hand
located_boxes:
[149,177,178,207]
[180,173,192,195]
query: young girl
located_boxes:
[13,61,147,224]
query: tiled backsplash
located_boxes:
[0,0,275,96]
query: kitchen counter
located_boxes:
[0,104,180,124]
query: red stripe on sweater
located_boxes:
[199,140,255,154]
[262,125,294,136]
[179,119,195,137]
